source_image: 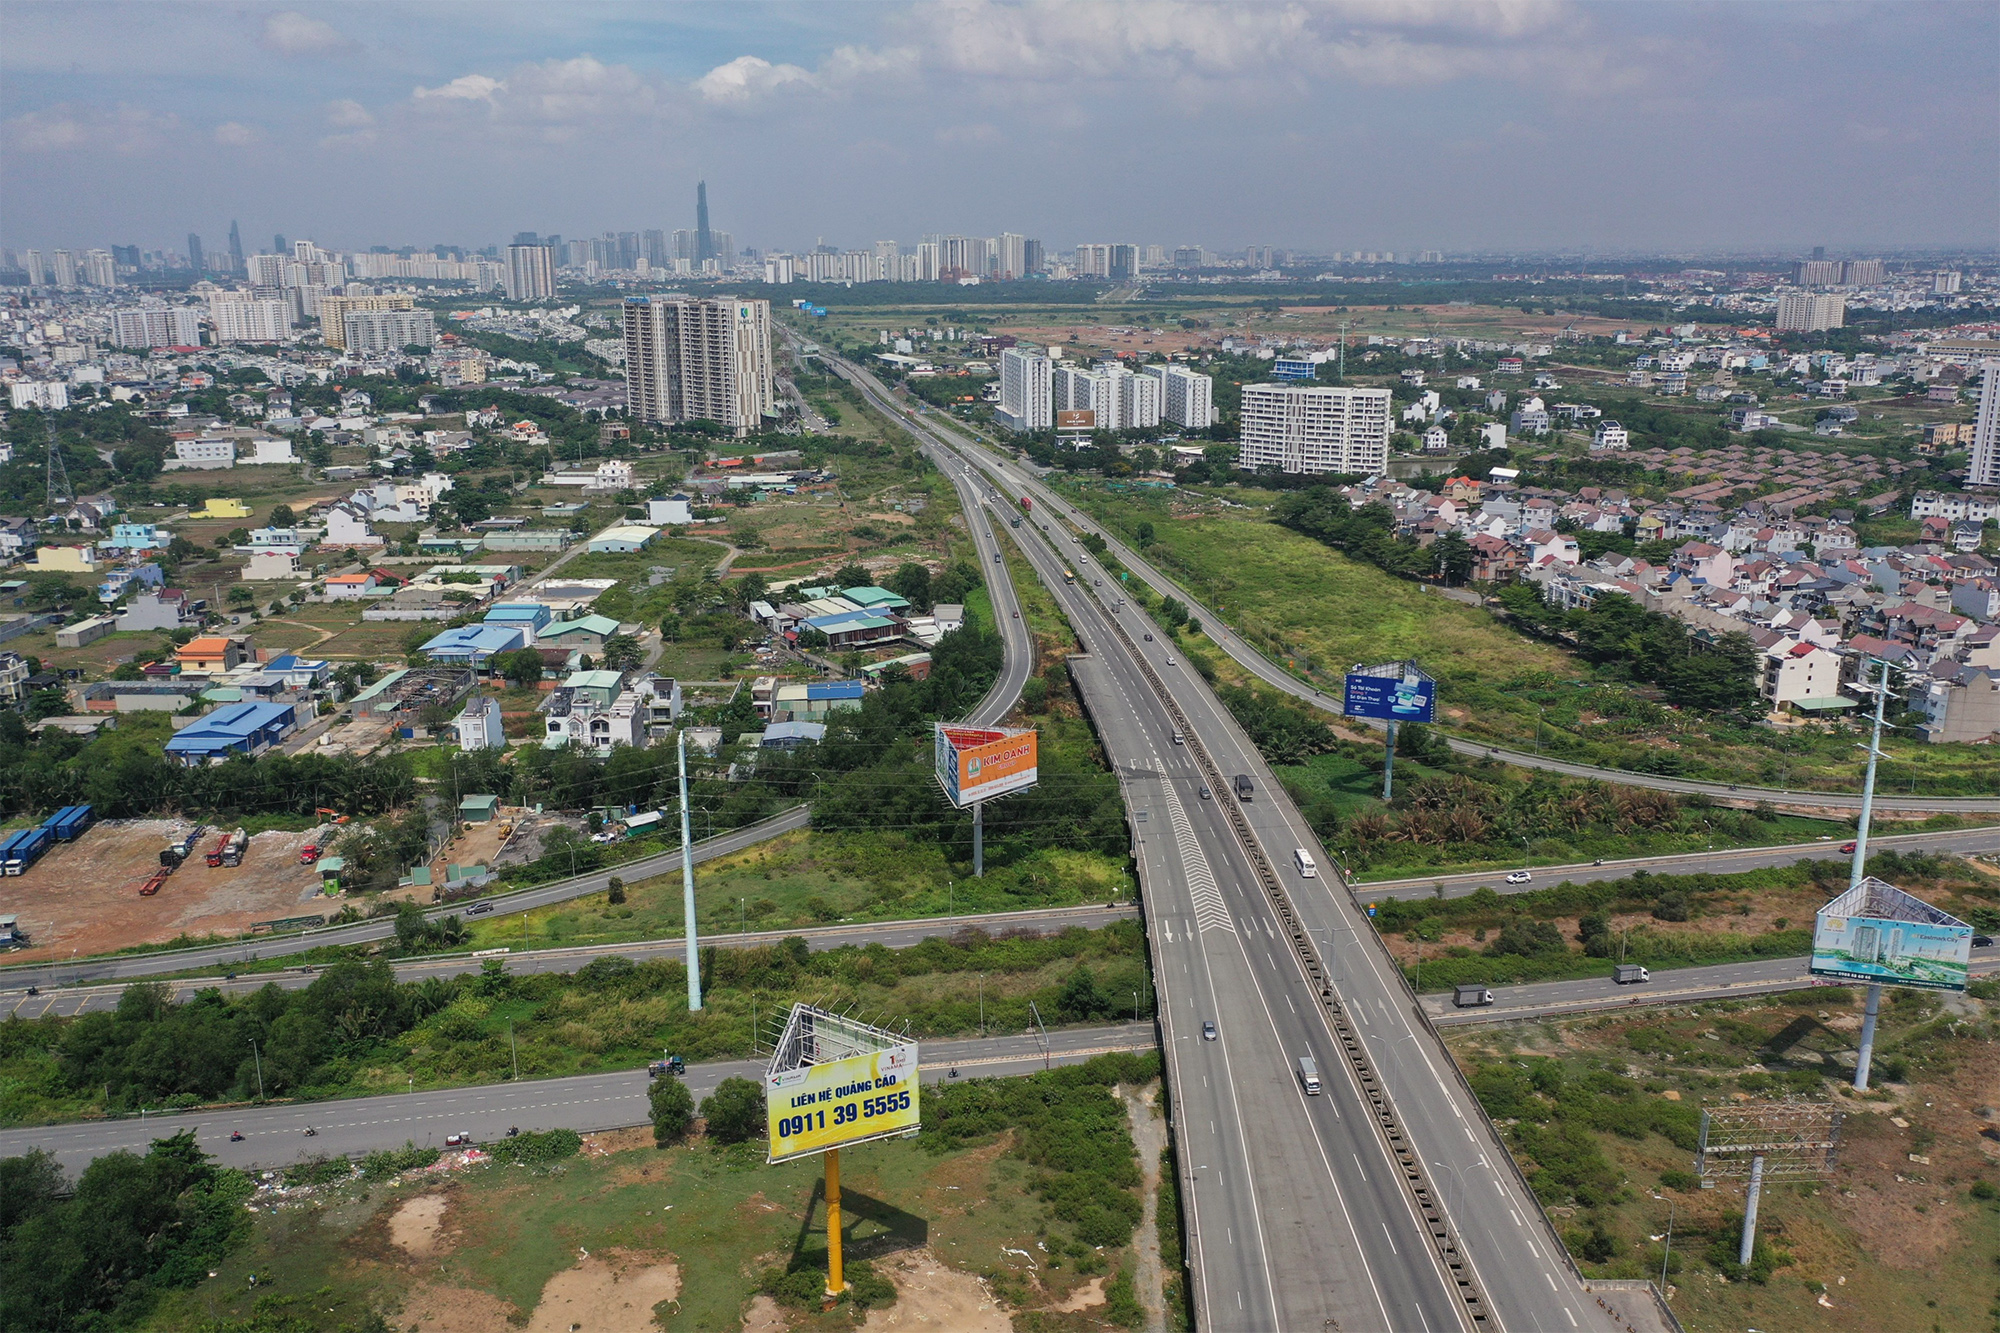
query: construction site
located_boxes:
[0,819,335,962]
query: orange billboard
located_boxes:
[934,724,1039,808]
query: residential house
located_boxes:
[174,635,250,673]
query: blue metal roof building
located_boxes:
[419,625,527,666]
[162,702,299,766]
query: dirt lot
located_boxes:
[0,819,333,960]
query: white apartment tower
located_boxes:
[207,292,292,343]
[1144,365,1216,429]
[1237,383,1391,476]
[1775,290,1845,332]
[622,296,774,437]
[997,346,1053,433]
[504,244,556,302]
[998,234,1027,281]
[1970,360,2000,491]
[112,306,202,349]
[82,250,117,287]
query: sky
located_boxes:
[2,0,1996,258]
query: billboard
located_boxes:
[765,1041,921,1164]
[1056,409,1096,431]
[1343,671,1436,723]
[1811,878,1971,992]
[935,724,1039,808]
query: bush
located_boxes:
[847,1258,897,1309]
[1657,1169,1699,1192]
[485,1127,581,1165]
[650,1078,694,1146]
[1968,1180,1995,1201]
[701,1077,766,1144]
[360,1143,440,1179]
[282,1155,355,1188]
[1652,891,1691,922]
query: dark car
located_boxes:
[466,902,494,916]
[1975,935,1995,948]
[1197,786,1212,801]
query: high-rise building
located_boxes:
[695,181,715,267]
[22,251,45,285]
[273,234,288,256]
[998,234,1026,281]
[246,253,289,288]
[208,291,292,343]
[187,233,205,273]
[317,293,415,348]
[81,250,117,287]
[343,309,437,354]
[1075,244,1111,279]
[997,347,1053,432]
[1775,290,1845,332]
[50,250,79,289]
[1172,246,1205,269]
[504,244,556,301]
[643,229,669,267]
[111,244,141,270]
[622,296,773,436]
[1023,239,1045,276]
[1108,244,1139,281]
[112,306,202,349]
[1144,365,1216,429]
[1840,259,1885,286]
[1237,384,1391,476]
[227,220,245,274]
[1934,271,1963,295]
[1969,360,2000,491]
[1792,259,1842,286]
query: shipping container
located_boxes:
[4,826,52,875]
[45,805,94,841]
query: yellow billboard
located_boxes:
[935,724,1039,809]
[764,1042,921,1164]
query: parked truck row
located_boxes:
[0,805,96,877]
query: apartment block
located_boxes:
[1237,384,1391,476]
[621,296,773,436]
[997,346,1052,433]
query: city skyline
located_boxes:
[3,1,1996,255]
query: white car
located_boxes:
[1505,870,1532,885]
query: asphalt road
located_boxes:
[2,903,1139,1019]
[0,432,1036,994]
[1426,946,2000,1028]
[843,356,1632,1332]
[922,419,2000,815]
[1359,822,2000,901]
[0,1022,1157,1175]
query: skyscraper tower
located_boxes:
[187,233,205,274]
[228,220,245,274]
[695,181,715,267]
[274,233,288,256]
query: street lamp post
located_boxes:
[248,1037,265,1100]
[978,974,985,1037]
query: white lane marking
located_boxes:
[1510,1209,1521,1227]
[1544,1272,1558,1291]
[1381,1223,1397,1255]
[1161,784,1231,935]
[1564,1307,1577,1327]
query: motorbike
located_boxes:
[506,1126,520,1137]
[304,1127,317,1137]
[229,1131,244,1142]
[948,1068,959,1079]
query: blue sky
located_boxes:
[3,1,1994,256]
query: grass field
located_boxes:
[141,1060,1163,1333]
[1446,987,2000,1333]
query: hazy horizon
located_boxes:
[4,0,1997,256]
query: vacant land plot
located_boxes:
[1447,987,2000,1333]
[0,819,332,960]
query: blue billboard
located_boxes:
[1343,672,1436,723]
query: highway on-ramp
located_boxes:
[0,1022,1157,1175]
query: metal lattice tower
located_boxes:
[1697,1098,1842,1267]
[44,415,73,510]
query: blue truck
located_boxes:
[3,826,52,876]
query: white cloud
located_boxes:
[2,103,179,154]
[694,55,815,104]
[213,121,260,146]
[413,73,507,104]
[325,99,375,129]
[259,11,358,58]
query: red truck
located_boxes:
[1020,496,1032,513]
[204,833,232,868]
[298,843,323,865]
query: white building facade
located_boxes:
[1237,383,1391,476]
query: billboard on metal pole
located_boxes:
[765,1004,921,1164]
[1811,877,1971,992]
[934,724,1039,809]
[1343,662,1436,724]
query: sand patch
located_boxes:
[581,1125,654,1157]
[862,1250,1007,1332]
[399,1281,517,1332]
[524,1249,680,1333]
[1050,1276,1106,1312]
[741,1293,789,1331]
[388,1192,452,1259]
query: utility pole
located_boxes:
[1851,656,1891,1091]
[248,1037,265,1099]
[678,729,702,1011]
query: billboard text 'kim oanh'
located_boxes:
[934,724,1039,809]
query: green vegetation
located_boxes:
[1368,849,1995,991]
[0,921,1155,1125]
[1,1132,253,1331]
[1451,988,2000,1332]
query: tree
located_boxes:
[700,1076,766,1144]
[659,614,682,643]
[601,634,643,671]
[1057,964,1111,1021]
[1135,520,1155,546]
[495,647,545,690]
[887,562,932,611]
[606,876,626,904]
[833,563,872,590]
[268,503,296,527]
[650,1077,694,1145]
[1431,531,1474,586]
